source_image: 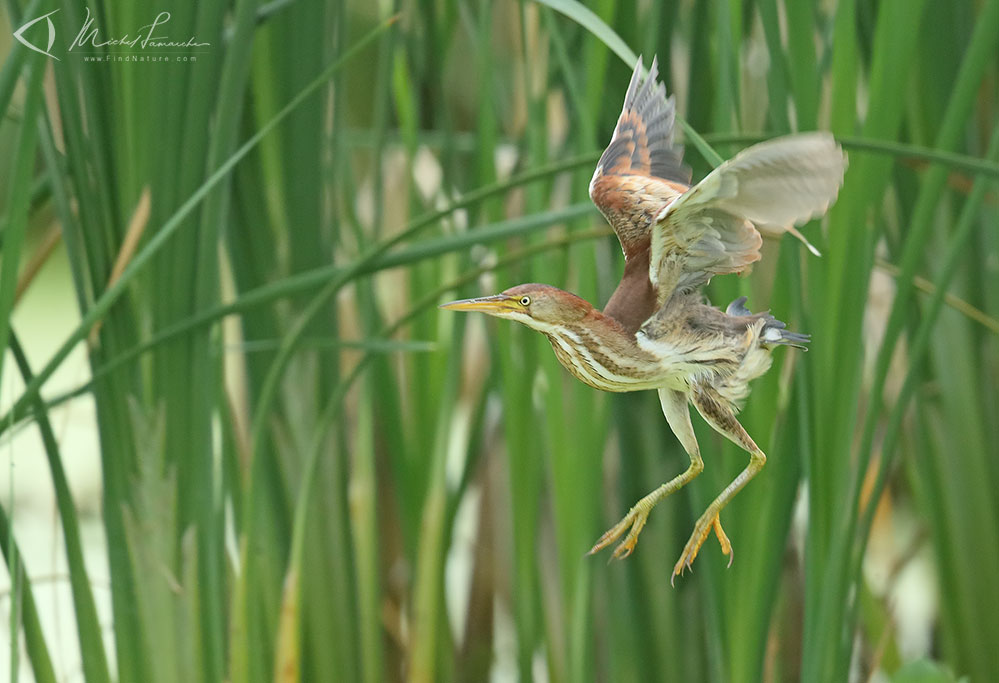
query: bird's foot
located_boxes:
[588,504,652,560]
[671,511,733,585]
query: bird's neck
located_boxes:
[603,244,658,334]
[541,310,658,392]
[538,308,632,344]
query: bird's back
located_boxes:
[637,292,809,407]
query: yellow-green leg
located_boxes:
[589,388,705,559]
[672,385,767,582]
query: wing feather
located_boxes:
[588,56,691,257]
[650,133,847,300]
[589,56,689,184]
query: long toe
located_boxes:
[588,532,614,556]
[713,517,734,568]
[611,508,651,559]
[589,507,649,559]
[671,512,719,584]
[588,514,633,555]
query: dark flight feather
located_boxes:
[593,57,690,185]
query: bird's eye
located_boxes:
[520,296,531,306]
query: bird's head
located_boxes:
[440,283,592,333]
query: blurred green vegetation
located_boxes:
[1,0,997,682]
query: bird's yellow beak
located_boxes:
[439,294,520,315]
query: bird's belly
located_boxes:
[634,332,732,389]
[543,328,732,394]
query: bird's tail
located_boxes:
[726,296,810,350]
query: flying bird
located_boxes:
[441,56,846,581]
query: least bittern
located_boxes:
[442,57,846,581]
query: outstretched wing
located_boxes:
[588,56,691,257]
[649,133,847,301]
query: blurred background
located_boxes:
[0,0,997,681]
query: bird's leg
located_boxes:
[672,385,766,583]
[589,389,703,559]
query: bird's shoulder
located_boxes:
[590,173,687,253]
[590,173,687,213]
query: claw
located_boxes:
[612,544,634,560]
[671,555,694,587]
